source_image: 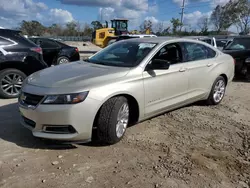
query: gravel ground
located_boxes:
[0,81,250,188]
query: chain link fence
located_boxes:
[45,36,92,42]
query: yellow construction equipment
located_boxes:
[92,19,129,48]
[145,28,151,34]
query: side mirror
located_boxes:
[147,59,170,70]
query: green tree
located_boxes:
[198,17,209,34]
[234,0,250,34]
[82,23,94,37]
[210,1,238,33]
[20,20,46,36]
[170,18,182,34]
[64,21,78,36]
[140,20,153,33]
[155,22,164,35]
[48,24,63,36]
[91,21,103,30]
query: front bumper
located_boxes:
[19,97,100,142]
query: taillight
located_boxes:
[75,48,79,53]
[30,47,42,55]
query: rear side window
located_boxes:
[12,33,37,47]
[39,39,60,48]
[28,38,37,43]
[55,40,68,47]
[216,40,227,47]
[0,37,14,46]
[183,42,216,62]
[201,39,212,45]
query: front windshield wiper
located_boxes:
[85,59,110,66]
[84,59,132,67]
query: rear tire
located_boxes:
[0,69,26,99]
[96,96,129,145]
[206,76,226,105]
[56,56,69,65]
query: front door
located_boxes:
[143,42,189,117]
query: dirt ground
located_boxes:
[0,81,249,188]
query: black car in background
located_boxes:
[0,29,48,98]
[29,37,80,66]
[223,36,250,79]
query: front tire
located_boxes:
[206,76,226,105]
[96,96,129,144]
[0,69,26,99]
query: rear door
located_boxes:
[181,42,217,101]
[38,38,61,66]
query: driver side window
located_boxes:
[152,43,182,65]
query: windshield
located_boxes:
[225,38,250,50]
[87,41,157,67]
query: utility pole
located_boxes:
[100,8,103,23]
[180,0,185,31]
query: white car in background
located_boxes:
[184,36,230,51]
[108,34,157,46]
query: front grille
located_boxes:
[22,116,36,128]
[21,92,44,106]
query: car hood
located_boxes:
[27,61,130,88]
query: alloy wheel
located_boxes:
[116,102,129,138]
[213,79,225,103]
[1,73,23,96]
[59,58,69,64]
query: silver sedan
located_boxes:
[18,37,235,144]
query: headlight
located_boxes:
[42,92,89,104]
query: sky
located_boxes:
[0,0,235,31]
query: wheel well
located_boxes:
[123,94,140,125]
[220,74,228,85]
[93,94,140,128]
[0,62,28,76]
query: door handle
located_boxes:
[179,68,187,72]
[207,63,213,67]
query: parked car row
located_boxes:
[18,37,235,144]
[184,36,231,51]
[0,28,80,98]
[223,36,250,79]
[107,34,157,46]
[28,37,80,66]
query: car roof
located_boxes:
[29,37,50,39]
[230,35,250,39]
[120,36,209,44]
[120,34,157,37]
[0,28,21,33]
